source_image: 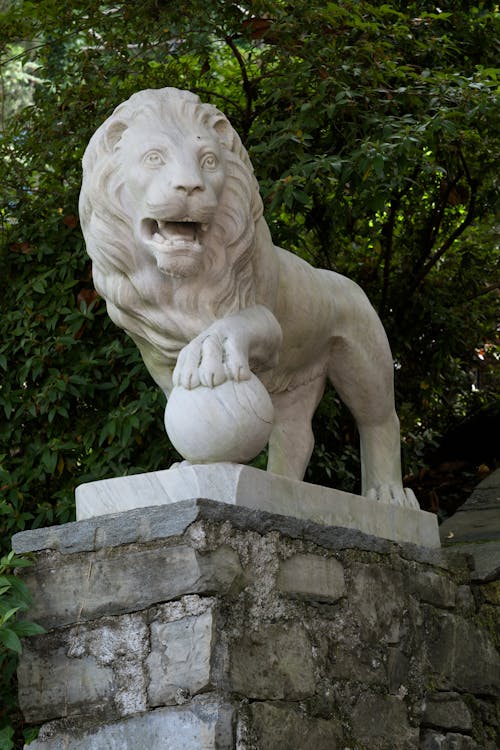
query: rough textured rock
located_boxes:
[18,613,148,723]
[12,496,449,561]
[147,608,215,706]
[410,569,457,608]
[20,544,243,629]
[350,692,418,749]
[420,730,479,749]
[229,622,315,700]
[422,693,472,733]
[276,552,345,602]
[426,613,500,694]
[27,701,234,749]
[14,499,500,750]
[440,467,500,581]
[348,562,406,642]
[247,701,343,749]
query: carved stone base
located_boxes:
[75,463,440,548]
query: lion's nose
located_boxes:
[170,161,204,196]
[173,177,204,195]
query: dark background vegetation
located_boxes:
[0,1,498,745]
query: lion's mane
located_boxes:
[79,87,264,360]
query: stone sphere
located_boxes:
[164,374,274,464]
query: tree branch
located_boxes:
[225,35,254,139]
[411,152,477,291]
[378,165,420,316]
[428,173,463,250]
[415,190,476,288]
[379,198,399,316]
[463,283,500,303]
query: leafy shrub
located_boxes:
[0,552,44,750]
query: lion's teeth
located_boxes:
[153,232,165,243]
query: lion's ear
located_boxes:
[213,116,234,150]
[105,120,128,151]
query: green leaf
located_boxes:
[0,607,20,624]
[373,155,385,179]
[1,555,33,569]
[0,724,14,750]
[32,279,46,294]
[0,576,13,593]
[12,620,46,637]
[0,551,16,567]
[23,726,39,745]
[0,627,22,654]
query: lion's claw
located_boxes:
[173,331,250,390]
[366,484,420,510]
[222,338,251,382]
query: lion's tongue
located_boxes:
[158,221,196,241]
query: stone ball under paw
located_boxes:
[164,374,274,464]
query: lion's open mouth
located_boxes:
[141,218,208,252]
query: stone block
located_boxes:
[26,701,234,749]
[247,701,343,749]
[423,693,472,732]
[13,473,500,749]
[334,649,387,687]
[13,497,446,564]
[480,579,500,604]
[19,648,114,724]
[426,613,500,694]
[350,693,418,749]
[229,622,315,700]
[440,468,500,580]
[348,563,405,642]
[440,468,500,544]
[442,540,500,582]
[18,613,148,723]
[276,553,345,603]
[11,500,205,555]
[147,608,214,706]
[420,730,479,749]
[21,544,242,628]
[411,569,457,609]
[388,647,410,694]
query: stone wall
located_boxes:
[13,497,500,749]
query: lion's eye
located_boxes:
[144,151,165,167]
[200,152,218,170]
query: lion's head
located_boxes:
[79,88,265,360]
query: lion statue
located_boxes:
[79,87,418,509]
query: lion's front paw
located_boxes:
[173,333,251,390]
[366,484,420,510]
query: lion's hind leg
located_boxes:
[356,417,419,509]
[325,295,419,510]
[267,376,326,481]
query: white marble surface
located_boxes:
[164,374,274,463]
[75,465,440,549]
[80,86,418,508]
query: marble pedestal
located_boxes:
[75,464,440,549]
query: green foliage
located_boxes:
[0,0,497,523]
[0,1,498,740]
[0,0,497,528]
[0,551,44,749]
[0,551,44,655]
